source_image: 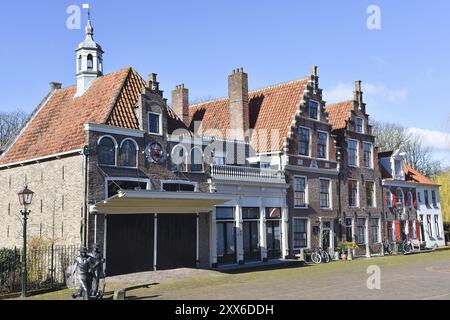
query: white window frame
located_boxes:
[355,117,364,134]
[348,179,359,208]
[104,177,151,199]
[298,126,312,158]
[348,139,359,167]
[363,142,373,168]
[308,100,320,121]
[293,217,310,250]
[366,181,376,208]
[387,190,393,208]
[294,175,309,209]
[148,111,163,136]
[319,178,332,209]
[317,130,329,160]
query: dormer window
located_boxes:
[309,101,319,120]
[148,112,162,135]
[355,117,364,133]
[87,54,94,70]
[394,159,403,176]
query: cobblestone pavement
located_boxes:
[23,250,450,300]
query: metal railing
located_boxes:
[210,164,285,183]
[0,245,78,298]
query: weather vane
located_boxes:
[83,3,91,20]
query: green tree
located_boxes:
[436,171,450,224]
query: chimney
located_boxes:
[172,84,190,126]
[147,73,163,96]
[228,68,249,141]
[50,82,62,91]
[354,80,363,105]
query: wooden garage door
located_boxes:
[106,214,154,276]
[157,214,197,270]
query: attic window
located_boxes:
[87,54,94,70]
[356,117,364,133]
[394,159,402,176]
[309,101,319,120]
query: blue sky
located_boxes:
[0,0,449,163]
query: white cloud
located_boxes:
[324,82,408,105]
[408,127,450,152]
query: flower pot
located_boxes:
[341,253,348,260]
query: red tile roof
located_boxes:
[0,67,144,165]
[325,100,353,130]
[404,164,438,185]
[189,78,309,152]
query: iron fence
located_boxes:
[0,245,78,297]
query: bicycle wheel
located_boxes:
[311,252,322,264]
[388,243,396,254]
[403,242,412,254]
[322,252,330,263]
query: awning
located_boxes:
[90,190,236,215]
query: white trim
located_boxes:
[363,141,374,169]
[308,100,320,121]
[285,164,339,176]
[293,175,309,209]
[104,177,152,199]
[355,117,364,134]
[319,177,332,210]
[317,130,329,160]
[348,138,359,167]
[365,180,376,208]
[292,217,310,250]
[348,179,359,208]
[0,149,83,169]
[148,111,163,136]
[119,138,140,151]
[84,123,145,138]
[298,126,312,158]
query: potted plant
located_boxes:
[338,242,348,260]
[338,242,358,261]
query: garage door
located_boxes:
[157,214,197,270]
[106,214,155,276]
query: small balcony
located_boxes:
[210,164,286,184]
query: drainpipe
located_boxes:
[83,146,90,247]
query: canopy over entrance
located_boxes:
[90,190,235,214]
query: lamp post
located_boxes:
[17,186,34,298]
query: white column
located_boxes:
[352,217,357,257]
[153,214,158,271]
[330,220,335,254]
[196,213,200,268]
[260,204,267,262]
[236,202,244,264]
[365,217,371,258]
[281,207,289,259]
[210,208,218,268]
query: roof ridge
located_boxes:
[190,77,309,109]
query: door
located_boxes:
[106,214,154,277]
[217,222,237,264]
[243,221,261,261]
[266,221,282,259]
[157,214,197,270]
[321,221,332,251]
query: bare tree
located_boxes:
[371,120,441,177]
[0,110,29,151]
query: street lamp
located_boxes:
[17,185,34,298]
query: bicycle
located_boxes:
[314,247,331,264]
[302,249,322,264]
[400,239,413,254]
[383,241,397,255]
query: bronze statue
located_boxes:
[89,243,105,299]
[72,247,93,300]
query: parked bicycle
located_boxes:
[400,239,413,254]
[314,247,331,264]
[383,241,397,255]
[303,248,331,264]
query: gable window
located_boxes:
[98,136,116,166]
[348,139,358,166]
[294,176,307,208]
[355,117,364,133]
[148,112,161,135]
[356,218,366,245]
[317,132,328,159]
[298,127,311,157]
[309,101,319,120]
[320,179,331,209]
[394,159,403,176]
[348,180,358,208]
[424,190,430,206]
[190,147,204,172]
[431,191,437,207]
[293,218,308,249]
[363,142,373,168]
[366,181,375,208]
[119,139,138,167]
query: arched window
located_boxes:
[395,188,405,207]
[171,145,187,172]
[119,139,138,167]
[87,54,94,70]
[190,147,203,172]
[98,136,116,166]
[408,192,414,208]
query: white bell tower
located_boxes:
[75,11,104,97]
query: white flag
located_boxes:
[82,3,90,9]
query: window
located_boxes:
[78,55,82,71]
[216,208,236,262]
[355,117,364,133]
[394,159,403,176]
[345,218,353,242]
[348,139,358,166]
[348,180,358,207]
[317,132,328,159]
[119,139,138,167]
[370,218,379,243]
[162,182,196,192]
[357,218,366,245]
[213,152,227,165]
[216,207,235,220]
[107,180,148,198]
[298,127,311,156]
[434,216,440,238]
[293,218,308,249]
[363,142,373,168]
[309,101,319,120]
[424,190,430,206]
[407,192,414,208]
[294,176,307,208]
[242,208,260,220]
[320,179,330,209]
[87,54,93,70]
[171,146,186,172]
[387,190,393,207]
[190,148,203,172]
[427,215,433,237]
[418,192,422,203]
[366,181,375,208]
[431,191,437,207]
[387,222,393,242]
[266,208,282,219]
[148,112,161,135]
[98,137,116,166]
[395,188,404,207]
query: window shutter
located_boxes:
[415,220,421,240]
[394,221,401,243]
